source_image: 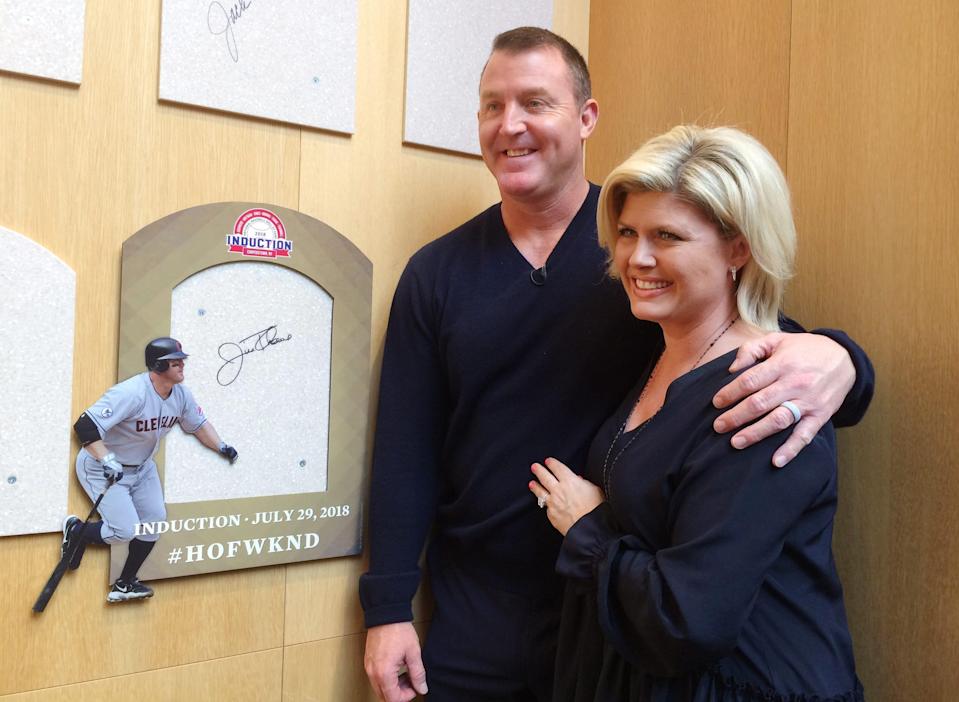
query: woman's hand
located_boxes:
[529,457,605,536]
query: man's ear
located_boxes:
[580,99,599,140]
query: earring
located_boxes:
[729,266,738,283]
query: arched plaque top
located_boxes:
[120,203,370,378]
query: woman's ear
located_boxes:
[728,234,751,270]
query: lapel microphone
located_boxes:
[530,263,548,286]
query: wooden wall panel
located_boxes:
[585,0,791,184]
[1,0,296,695]
[283,634,378,702]
[788,1,959,699]
[5,543,284,693]
[1,0,590,699]
[589,0,959,700]
[1,649,283,701]
[285,556,367,644]
[283,624,429,702]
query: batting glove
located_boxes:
[100,452,123,482]
[219,443,238,464]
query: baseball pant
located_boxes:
[75,450,166,544]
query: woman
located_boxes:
[529,126,863,701]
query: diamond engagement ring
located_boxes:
[537,494,548,509]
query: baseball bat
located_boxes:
[32,486,110,614]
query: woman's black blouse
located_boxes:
[553,349,863,702]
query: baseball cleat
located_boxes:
[128,578,154,597]
[61,515,89,570]
[106,578,154,603]
[61,516,81,559]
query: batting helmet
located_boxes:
[145,337,189,372]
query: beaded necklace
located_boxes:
[601,316,738,497]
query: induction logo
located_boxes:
[226,209,293,258]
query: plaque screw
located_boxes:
[299,460,307,468]
[198,308,206,316]
[6,475,16,484]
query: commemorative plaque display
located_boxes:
[113,203,371,580]
[0,226,75,537]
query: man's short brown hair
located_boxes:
[489,27,591,105]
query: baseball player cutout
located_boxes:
[63,337,238,603]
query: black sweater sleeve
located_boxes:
[810,328,874,428]
[358,258,448,627]
[779,314,875,427]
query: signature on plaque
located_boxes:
[217,324,292,386]
[208,0,253,63]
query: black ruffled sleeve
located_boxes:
[560,426,837,677]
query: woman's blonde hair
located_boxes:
[597,125,796,331]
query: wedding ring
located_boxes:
[537,494,548,509]
[780,400,802,424]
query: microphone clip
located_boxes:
[530,264,548,286]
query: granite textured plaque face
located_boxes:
[403,0,553,155]
[159,0,358,132]
[0,227,75,537]
[165,261,333,502]
[114,204,371,580]
[0,0,86,84]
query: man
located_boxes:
[361,28,873,702]
[63,336,238,602]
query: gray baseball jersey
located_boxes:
[76,372,207,544]
[86,372,206,465]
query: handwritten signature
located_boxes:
[217,324,292,386]
[208,0,252,63]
